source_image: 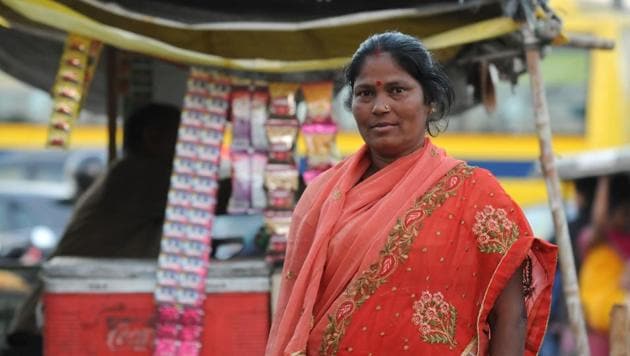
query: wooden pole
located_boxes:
[106,46,118,165]
[523,28,591,356]
[610,302,630,356]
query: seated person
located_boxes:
[5,103,181,354]
[579,173,630,356]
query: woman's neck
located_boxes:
[361,140,426,181]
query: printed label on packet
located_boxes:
[265,118,299,152]
[267,189,295,210]
[190,192,216,210]
[155,285,178,303]
[268,82,299,117]
[302,81,334,123]
[163,221,186,239]
[158,253,184,271]
[180,255,208,275]
[156,323,179,339]
[264,210,292,237]
[177,287,204,307]
[182,109,226,130]
[185,224,212,243]
[178,271,206,289]
[157,268,180,287]
[251,89,269,150]
[264,164,299,191]
[227,151,252,214]
[251,153,268,212]
[302,122,338,169]
[161,236,184,254]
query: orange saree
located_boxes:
[266,139,557,356]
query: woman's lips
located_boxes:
[370,121,397,127]
[370,122,398,132]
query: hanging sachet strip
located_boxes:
[46,34,102,148]
[300,81,339,184]
[226,79,270,215]
[154,67,230,356]
[263,82,300,266]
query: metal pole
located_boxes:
[106,46,118,165]
[523,28,591,356]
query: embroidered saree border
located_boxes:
[319,163,474,355]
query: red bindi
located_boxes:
[376,80,382,87]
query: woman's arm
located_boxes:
[489,266,526,356]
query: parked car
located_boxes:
[0,185,72,265]
[0,149,106,265]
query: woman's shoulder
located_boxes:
[458,165,509,196]
[455,165,525,217]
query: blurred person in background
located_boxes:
[579,173,630,356]
[568,177,597,270]
[4,102,181,356]
[65,154,105,204]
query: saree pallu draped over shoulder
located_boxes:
[266,139,557,356]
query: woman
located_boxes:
[267,32,557,356]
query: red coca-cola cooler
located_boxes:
[42,257,271,355]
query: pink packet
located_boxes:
[251,90,269,150]
[251,153,268,212]
[178,340,202,356]
[181,308,204,325]
[154,338,179,356]
[227,151,251,214]
[157,304,180,323]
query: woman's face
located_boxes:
[351,52,431,160]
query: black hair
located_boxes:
[344,31,454,136]
[123,103,181,154]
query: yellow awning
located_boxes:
[2,0,524,72]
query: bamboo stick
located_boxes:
[106,46,118,165]
[563,34,615,50]
[610,302,630,356]
[523,28,591,356]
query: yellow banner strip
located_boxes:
[0,14,10,28]
[423,17,520,50]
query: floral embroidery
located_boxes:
[472,205,519,254]
[411,291,458,349]
[319,164,473,355]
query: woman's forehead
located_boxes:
[355,54,415,85]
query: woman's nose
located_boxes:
[371,100,391,115]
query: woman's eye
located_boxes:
[354,89,373,98]
[391,87,406,94]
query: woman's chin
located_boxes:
[367,142,407,159]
